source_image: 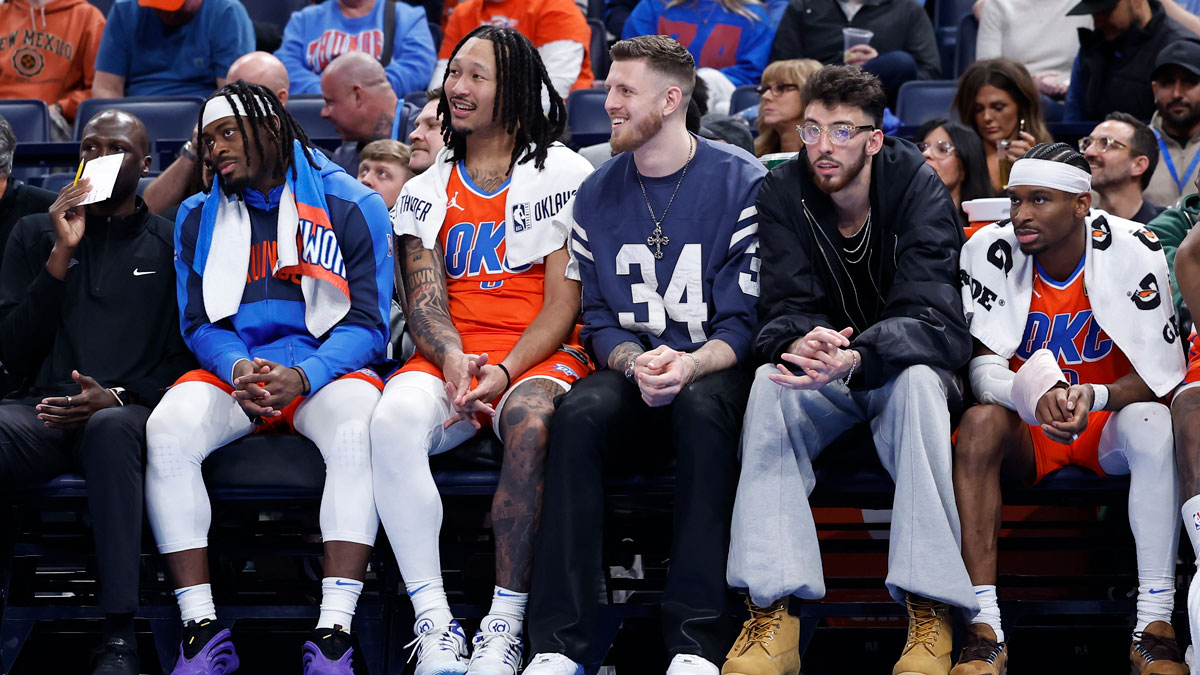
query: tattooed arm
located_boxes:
[607,340,645,374]
[398,234,472,392]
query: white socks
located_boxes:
[407,576,454,630]
[175,583,217,625]
[1183,494,1200,559]
[968,585,1005,643]
[480,585,527,635]
[318,577,363,632]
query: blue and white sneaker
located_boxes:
[466,621,522,675]
[521,653,584,675]
[406,618,469,675]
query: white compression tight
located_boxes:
[1096,402,1181,633]
[145,377,381,554]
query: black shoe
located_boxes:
[90,637,140,675]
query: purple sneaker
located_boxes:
[171,620,239,674]
[301,628,356,675]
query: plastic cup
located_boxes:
[997,139,1013,189]
[843,28,874,62]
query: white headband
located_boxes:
[1007,157,1092,194]
[201,93,271,130]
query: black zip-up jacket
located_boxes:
[753,137,971,389]
[0,179,55,263]
[1072,1,1188,122]
[770,0,941,80]
[0,199,195,405]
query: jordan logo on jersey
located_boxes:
[443,220,531,278]
[1015,309,1113,365]
[447,191,464,211]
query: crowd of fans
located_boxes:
[2,1,1200,675]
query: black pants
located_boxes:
[0,403,150,615]
[528,368,751,666]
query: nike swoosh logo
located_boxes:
[334,579,360,586]
[133,269,156,276]
[408,583,431,596]
[1149,588,1172,594]
[496,590,524,597]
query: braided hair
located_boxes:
[1020,141,1092,175]
[438,25,566,172]
[196,80,318,189]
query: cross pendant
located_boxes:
[646,226,670,260]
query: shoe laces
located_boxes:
[1133,629,1184,664]
[404,623,463,664]
[958,629,1004,665]
[473,630,522,664]
[904,597,944,649]
[742,599,786,648]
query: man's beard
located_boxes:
[807,150,869,194]
[610,112,663,154]
[1162,100,1200,132]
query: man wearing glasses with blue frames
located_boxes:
[725,65,974,675]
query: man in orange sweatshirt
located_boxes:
[0,0,105,139]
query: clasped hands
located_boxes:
[769,326,857,391]
[1034,382,1095,444]
[231,357,306,418]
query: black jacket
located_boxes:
[770,0,941,80]
[0,179,55,264]
[753,137,971,389]
[0,199,194,404]
[1073,1,1188,122]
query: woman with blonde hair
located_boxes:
[953,58,1052,193]
[754,58,821,156]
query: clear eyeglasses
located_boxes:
[796,122,876,146]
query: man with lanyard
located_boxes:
[724,65,975,675]
[1146,40,1200,208]
[523,34,765,675]
[320,51,412,175]
[955,143,1186,674]
[144,81,393,674]
[373,25,594,675]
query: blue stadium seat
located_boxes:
[286,95,340,142]
[0,100,50,143]
[566,88,610,148]
[429,21,443,52]
[240,0,306,32]
[589,17,610,81]
[730,84,760,118]
[895,80,957,127]
[40,172,74,195]
[74,96,205,142]
[87,0,113,16]
[953,12,978,78]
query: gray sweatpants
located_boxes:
[727,363,978,613]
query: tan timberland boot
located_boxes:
[893,594,953,675]
[1131,621,1188,674]
[721,597,801,675]
[949,623,1007,675]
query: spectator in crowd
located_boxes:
[145,82,392,673]
[770,0,941,104]
[276,0,436,98]
[621,0,776,114]
[755,57,821,156]
[376,25,593,674]
[1083,112,1165,223]
[916,118,994,220]
[698,112,755,153]
[356,138,413,207]
[956,143,1186,675]
[955,59,1052,193]
[0,0,106,139]
[1148,171,1199,322]
[1064,0,1189,122]
[1162,0,1200,34]
[321,51,408,175]
[607,0,788,37]
[726,66,974,675]
[975,0,1091,98]
[524,34,763,675]
[92,0,254,99]
[0,117,55,263]
[407,88,445,174]
[141,51,291,217]
[436,0,594,95]
[0,109,193,675]
[1145,40,1200,207]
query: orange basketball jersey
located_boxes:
[437,162,546,351]
[1009,258,1131,386]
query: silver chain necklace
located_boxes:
[840,208,872,264]
[636,136,695,260]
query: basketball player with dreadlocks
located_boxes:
[372,25,593,675]
[956,142,1186,674]
[144,81,393,674]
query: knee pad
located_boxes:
[1101,402,1174,473]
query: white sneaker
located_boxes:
[522,652,584,675]
[665,654,719,675]
[467,626,522,674]
[407,619,469,675]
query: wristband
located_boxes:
[291,366,311,395]
[496,362,512,390]
[108,387,126,406]
[180,140,197,162]
[1090,383,1109,412]
[684,352,701,385]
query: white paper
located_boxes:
[78,153,125,205]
